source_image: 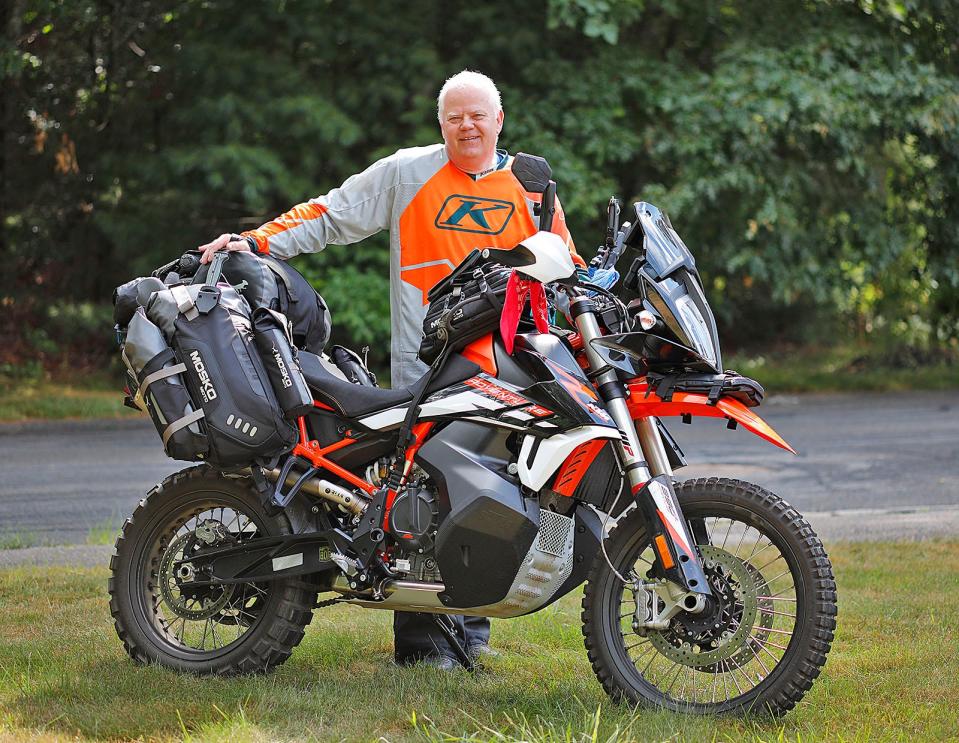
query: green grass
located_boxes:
[0,532,46,550]
[0,379,140,422]
[727,345,957,393]
[85,518,121,547]
[1,541,957,742]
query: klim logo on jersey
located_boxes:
[434,195,515,235]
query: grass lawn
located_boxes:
[0,379,139,422]
[0,541,956,742]
[725,346,958,394]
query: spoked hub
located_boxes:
[642,545,761,671]
[619,530,797,706]
[158,528,236,622]
[149,506,271,653]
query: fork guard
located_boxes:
[625,380,796,454]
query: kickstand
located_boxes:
[426,613,475,671]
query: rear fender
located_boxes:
[625,381,796,454]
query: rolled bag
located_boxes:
[121,307,208,461]
[251,307,313,418]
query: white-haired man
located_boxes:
[199,70,583,669]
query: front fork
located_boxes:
[570,295,711,600]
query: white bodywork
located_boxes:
[514,231,576,283]
[518,425,620,491]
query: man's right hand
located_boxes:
[198,233,252,264]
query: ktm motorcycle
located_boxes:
[109,154,836,716]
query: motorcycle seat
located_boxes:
[297,351,480,419]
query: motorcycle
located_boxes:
[109,154,836,715]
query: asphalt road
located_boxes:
[1,390,957,552]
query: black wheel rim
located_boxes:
[608,502,802,709]
[135,493,275,658]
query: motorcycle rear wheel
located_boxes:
[108,465,316,675]
[582,477,837,716]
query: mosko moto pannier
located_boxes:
[115,255,312,466]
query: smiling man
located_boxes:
[198,69,583,669]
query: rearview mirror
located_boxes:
[511,152,552,193]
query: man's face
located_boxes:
[440,86,504,173]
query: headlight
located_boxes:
[674,295,717,367]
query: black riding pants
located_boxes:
[393,611,490,662]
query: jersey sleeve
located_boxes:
[241,154,400,259]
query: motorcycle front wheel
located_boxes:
[582,477,837,716]
[108,465,316,675]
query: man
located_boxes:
[199,70,583,669]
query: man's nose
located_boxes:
[459,116,475,129]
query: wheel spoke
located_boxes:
[757,606,796,619]
[747,638,772,677]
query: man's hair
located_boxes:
[437,70,503,122]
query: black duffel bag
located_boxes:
[418,263,511,364]
[152,250,332,355]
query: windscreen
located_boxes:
[636,203,696,280]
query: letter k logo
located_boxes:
[434,195,515,235]
[443,199,508,229]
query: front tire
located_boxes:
[108,466,317,675]
[582,477,837,716]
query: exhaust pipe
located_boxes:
[265,469,369,515]
[332,575,449,612]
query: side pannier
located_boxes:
[121,307,207,461]
[116,260,306,467]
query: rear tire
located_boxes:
[108,465,317,675]
[582,477,837,716]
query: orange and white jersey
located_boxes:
[242,144,583,386]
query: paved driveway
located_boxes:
[0,390,956,551]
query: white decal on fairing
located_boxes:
[518,426,619,491]
[358,390,504,430]
[358,406,409,429]
[419,391,503,417]
[503,410,534,421]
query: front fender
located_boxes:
[625,381,796,454]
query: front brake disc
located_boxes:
[645,545,759,668]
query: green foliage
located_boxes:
[2,0,957,362]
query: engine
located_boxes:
[387,479,439,553]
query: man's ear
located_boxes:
[496,109,504,134]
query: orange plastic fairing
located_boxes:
[462,334,497,375]
[552,439,605,497]
[625,381,796,454]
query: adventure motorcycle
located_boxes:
[109,154,836,716]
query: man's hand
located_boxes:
[198,233,252,264]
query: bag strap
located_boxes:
[168,284,199,320]
[136,362,187,408]
[261,255,298,303]
[161,408,205,449]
